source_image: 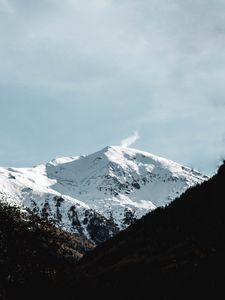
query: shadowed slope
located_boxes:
[64,162,225,299]
[0,203,94,299]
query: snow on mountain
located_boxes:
[0,146,207,244]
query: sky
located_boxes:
[0,0,225,175]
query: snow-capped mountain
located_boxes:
[0,146,207,244]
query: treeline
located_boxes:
[0,202,93,299]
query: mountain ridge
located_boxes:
[0,146,206,244]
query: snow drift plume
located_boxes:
[120,131,140,147]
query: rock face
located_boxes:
[0,146,207,244]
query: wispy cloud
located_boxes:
[0,0,225,173]
[120,130,140,148]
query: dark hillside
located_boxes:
[64,162,225,299]
[0,202,94,299]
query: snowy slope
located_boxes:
[0,146,207,244]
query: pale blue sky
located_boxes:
[1,0,225,174]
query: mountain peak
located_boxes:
[0,146,207,244]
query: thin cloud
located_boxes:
[0,0,14,14]
[120,131,140,148]
[0,0,225,174]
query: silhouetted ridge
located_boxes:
[217,160,225,175]
[61,161,225,299]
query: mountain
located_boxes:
[57,161,225,300]
[0,146,206,244]
[1,160,223,300]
